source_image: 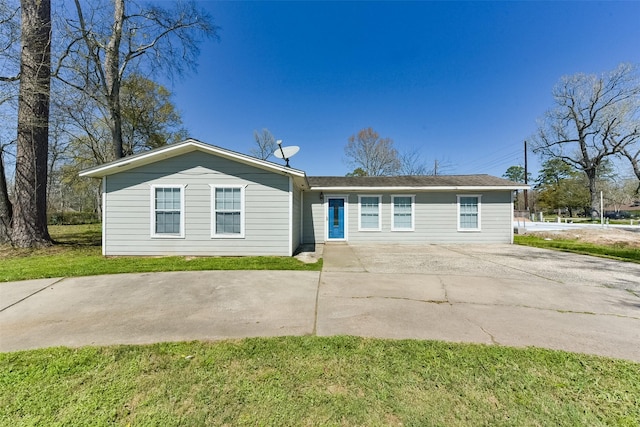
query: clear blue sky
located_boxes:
[166,1,640,178]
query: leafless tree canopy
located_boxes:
[398,148,427,175]
[620,145,640,193]
[250,128,277,161]
[344,127,401,176]
[532,63,640,216]
[0,3,20,83]
[0,2,21,242]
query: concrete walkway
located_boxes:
[1,243,639,362]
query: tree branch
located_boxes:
[0,74,19,82]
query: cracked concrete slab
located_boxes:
[0,278,64,311]
[456,304,640,361]
[442,275,640,319]
[316,296,491,344]
[441,244,640,293]
[320,272,446,302]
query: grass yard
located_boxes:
[0,224,321,282]
[1,337,638,426]
[514,234,640,263]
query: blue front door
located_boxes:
[328,198,345,239]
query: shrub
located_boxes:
[48,212,100,225]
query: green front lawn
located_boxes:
[0,224,321,282]
[1,337,638,426]
[514,235,640,263]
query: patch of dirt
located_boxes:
[523,228,640,249]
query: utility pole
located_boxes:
[524,140,529,211]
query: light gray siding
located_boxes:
[302,190,513,244]
[302,191,323,244]
[103,151,291,256]
[291,182,302,253]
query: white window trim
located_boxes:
[457,194,482,232]
[150,184,185,239]
[358,194,382,231]
[210,185,246,239]
[391,194,415,232]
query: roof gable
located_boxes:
[79,139,307,183]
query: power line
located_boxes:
[460,147,523,175]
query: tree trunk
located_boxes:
[106,0,125,159]
[622,148,640,194]
[12,0,52,248]
[0,150,12,244]
[586,168,599,220]
[95,182,102,219]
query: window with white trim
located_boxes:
[358,195,381,231]
[391,195,414,231]
[458,195,481,231]
[212,186,245,238]
[151,185,184,238]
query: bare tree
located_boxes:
[344,127,401,176]
[56,0,217,160]
[398,147,427,175]
[532,63,640,218]
[620,145,640,193]
[0,2,20,84]
[0,1,20,243]
[11,0,52,247]
[250,128,277,160]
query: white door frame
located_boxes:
[325,195,348,242]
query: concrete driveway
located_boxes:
[1,244,639,362]
[319,244,640,362]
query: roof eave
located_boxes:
[309,185,530,191]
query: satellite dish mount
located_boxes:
[273,139,300,168]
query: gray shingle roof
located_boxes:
[307,175,524,188]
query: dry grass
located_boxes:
[521,227,640,249]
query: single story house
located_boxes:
[79,139,528,256]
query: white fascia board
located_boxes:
[310,185,530,192]
[79,139,306,178]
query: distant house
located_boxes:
[80,139,528,256]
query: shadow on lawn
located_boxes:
[53,232,102,247]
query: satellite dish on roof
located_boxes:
[273,140,300,167]
[274,146,300,160]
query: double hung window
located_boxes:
[212,186,245,238]
[458,195,481,231]
[151,185,184,238]
[358,195,381,231]
[391,195,414,231]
